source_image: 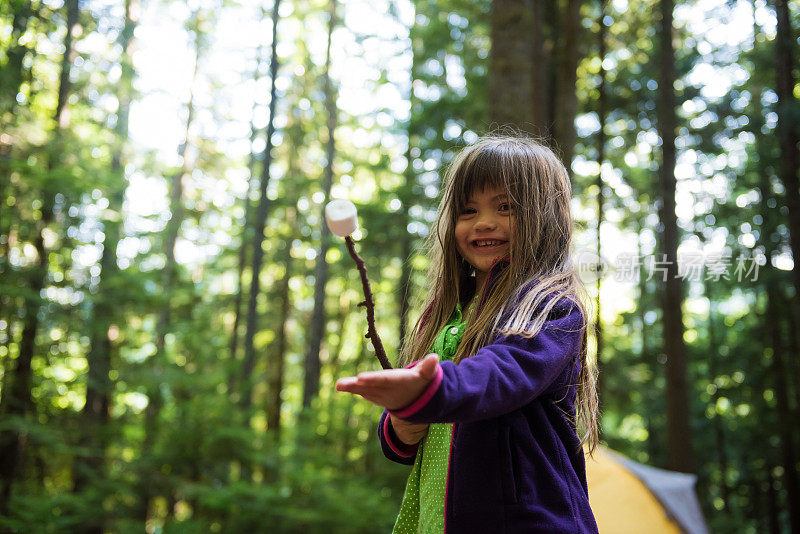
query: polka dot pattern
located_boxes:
[393,305,468,534]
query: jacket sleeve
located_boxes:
[377,409,419,465]
[388,303,584,425]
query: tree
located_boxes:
[488,0,535,130]
[140,9,206,521]
[303,0,338,409]
[72,2,138,524]
[656,0,694,474]
[241,0,281,410]
[0,0,80,510]
[593,0,608,410]
[772,0,800,337]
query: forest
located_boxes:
[1,0,799,532]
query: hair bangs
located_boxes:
[452,146,509,215]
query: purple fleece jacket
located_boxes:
[378,266,599,533]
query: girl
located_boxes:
[335,136,599,533]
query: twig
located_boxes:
[345,235,392,370]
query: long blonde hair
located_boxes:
[399,135,599,455]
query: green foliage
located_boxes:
[1,0,799,532]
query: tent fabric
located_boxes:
[585,446,709,534]
[609,448,709,534]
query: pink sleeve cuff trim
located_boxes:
[383,414,417,458]
[390,364,443,419]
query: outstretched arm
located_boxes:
[338,304,584,425]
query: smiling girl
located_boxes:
[336,136,599,533]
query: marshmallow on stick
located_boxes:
[325,200,392,370]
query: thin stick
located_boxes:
[345,235,392,369]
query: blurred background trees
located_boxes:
[0,0,799,532]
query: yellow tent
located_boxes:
[585,446,709,534]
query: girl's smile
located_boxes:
[455,186,513,286]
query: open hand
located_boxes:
[335,353,440,411]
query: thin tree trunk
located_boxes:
[703,280,731,512]
[771,7,800,508]
[772,0,800,338]
[0,0,36,234]
[303,0,338,408]
[0,217,13,408]
[594,0,607,411]
[489,0,536,132]
[760,141,800,532]
[0,0,80,511]
[399,12,419,352]
[0,0,35,120]
[0,320,14,406]
[228,44,267,394]
[767,467,781,534]
[398,141,414,352]
[139,30,201,523]
[637,223,659,463]
[73,3,137,520]
[753,11,800,524]
[323,305,348,436]
[266,210,295,436]
[765,272,800,533]
[241,0,282,408]
[656,0,694,474]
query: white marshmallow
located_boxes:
[325,199,358,237]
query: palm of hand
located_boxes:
[335,353,439,411]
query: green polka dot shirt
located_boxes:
[393,304,469,534]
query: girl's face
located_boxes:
[454,186,513,285]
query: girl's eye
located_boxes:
[460,207,476,215]
[499,203,510,212]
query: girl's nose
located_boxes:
[474,214,497,230]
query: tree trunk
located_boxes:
[772,0,800,340]
[703,280,731,512]
[764,271,800,533]
[399,11,419,353]
[552,0,581,164]
[771,6,800,506]
[530,0,551,136]
[593,0,607,412]
[302,0,338,409]
[637,223,659,464]
[489,0,536,132]
[656,0,694,474]
[759,132,800,531]
[399,169,413,353]
[139,27,201,523]
[0,0,35,120]
[73,3,137,521]
[267,212,295,436]
[753,16,800,524]
[767,467,781,534]
[228,44,267,395]
[0,0,80,511]
[0,0,36,232]
[241,0,282,408]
